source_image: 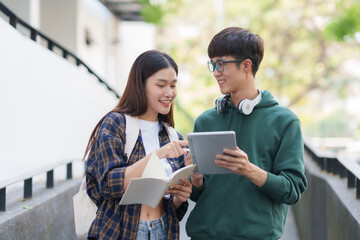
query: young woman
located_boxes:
[83,50,192,240]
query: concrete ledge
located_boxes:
[293,151,360,240]
[3,151,360,240]
[0,179,81,240]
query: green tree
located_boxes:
[324,2,360,42]
[138,0,182,25]
[152,0,360,138]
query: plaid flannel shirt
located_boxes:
[86,112,188,240]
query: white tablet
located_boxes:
[187,131,237,174]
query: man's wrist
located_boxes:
[245,163,268,187]
[191,176,204,188]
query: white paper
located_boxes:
[141,153,167,179]
[119,153,196,208]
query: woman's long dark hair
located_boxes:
[83,50,178,159]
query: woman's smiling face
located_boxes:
[142,67,177,122]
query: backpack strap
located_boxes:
[165,125,179,142]
[124,114,140,162]
[124,114,179,162]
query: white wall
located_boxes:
[1,0,156,98]
[0,0,157,183]
[1,0,40,32]
[40,0,77,53]
[1,0,31,24]
[77,0,120,88]
[0,18,118,182]
[117,21,156,93]
[39,0,121,93]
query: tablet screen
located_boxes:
[187,131,237,174]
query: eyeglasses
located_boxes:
[207,58,245,72]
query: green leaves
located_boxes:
[324,3,360,41]
[155,0,360,139]
[137,0,181,25]
[139,1,164,25]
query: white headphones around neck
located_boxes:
[216,90,262,115]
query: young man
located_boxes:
[185,27,308,240]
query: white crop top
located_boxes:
[139,119,173,177]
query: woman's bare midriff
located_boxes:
[140,199,165,221]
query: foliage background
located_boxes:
[141,0,360,141]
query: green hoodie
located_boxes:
[186,90,307,240]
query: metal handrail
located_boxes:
[0,2,120,99]
[0,159,80,190]
[304,138,360,199]
[0,159,80,212]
